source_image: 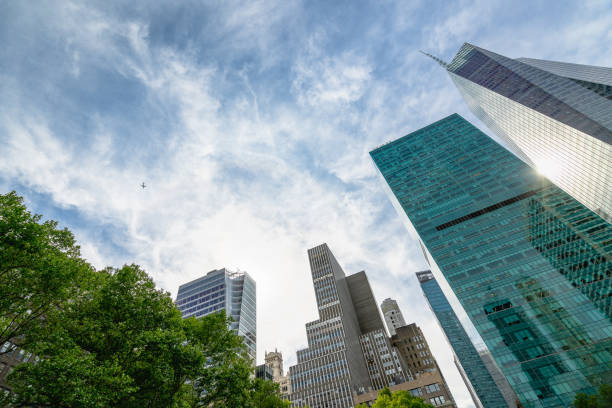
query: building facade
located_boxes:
[381,298,407,336]
[288,244,410,408]
[453,355,482,408]
[390,323,455,408]
[176,268,257,361]
[479,350,522,408]
[441,43,612,224]
[417,271,508,408]
[391,324,437,378]
[256,363,274,381]
[265,350,292,399]
[370,114,612,407]
[353,371,454,407]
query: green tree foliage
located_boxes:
[357,387,435,408]
[248,378,292,408]
[574,384,612,408]
[184,311,254,407]
[0,192,288,408]
[2,264,204,407]
[0,191,92,351]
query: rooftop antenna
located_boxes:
[420,50,448,69]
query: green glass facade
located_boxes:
[370,114,612,407]
[418,271,508,408]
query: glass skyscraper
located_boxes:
[416,271,508,408]
[370,114,612,407]
[438,43,612,224]
[176,268,257,361]
[479,350,521,408]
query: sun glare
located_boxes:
[536,158,560,179]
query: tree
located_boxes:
[2,264,204,407]
[184,315,290,407]
[0,192,291,407]
[184,311,253,407]
[357,387,435,408]
[248,378,292,408]
[0,191,92,352]
[574,384,612,408]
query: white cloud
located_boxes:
[0,6,480,406]
[292,43,373,106]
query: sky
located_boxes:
[1,1,611,407]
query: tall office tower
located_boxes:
[265,350,292,399]
[381,298,407,335]
[436,42,612,223]
[390,323,455,408]
[288,244,409,408]
[176,268,257,361]
[417,271,507,408]
[370,114,612,407]
[453,355,482,408]
[479,350,521,408]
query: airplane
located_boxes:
[141,182,146,189]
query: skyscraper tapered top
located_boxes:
[440,42,612,223]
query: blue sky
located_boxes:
[1,1,611,406]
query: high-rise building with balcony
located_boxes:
[288,244,410,408]
[381,298,407,336]
[417,271,508,408]
[370,114,612,407]
[176,268,256,361]
[433,43,612,223]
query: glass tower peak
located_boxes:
[438,42,612,224]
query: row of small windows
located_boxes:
[176,283,224,306]
[179,294,225,315]
[409,383,443,398]
[425,383,442,393]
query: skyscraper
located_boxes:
[436,43,612,223]
[288,244,409,408]
[389,323,455,408]
[479,350,521,408]
[176,268,257,361]
[370,114,612,407]
[417,271,508,408]
[381,298,407,336]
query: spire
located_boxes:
[420,50,448,69]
